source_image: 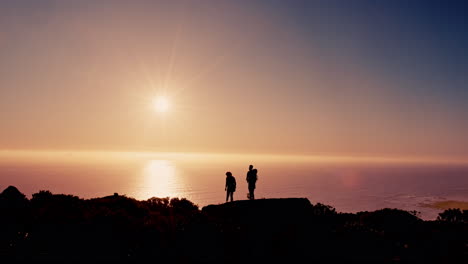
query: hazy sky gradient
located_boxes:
[1,0,467,159]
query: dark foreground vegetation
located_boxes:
[0,186,466,263]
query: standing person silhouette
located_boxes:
[225,171,236,202]
[246,165,257,200]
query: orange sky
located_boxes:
[1,2,467,161]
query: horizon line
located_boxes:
[1,149,468,165]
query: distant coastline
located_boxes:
[421,200,468,210]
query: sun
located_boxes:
[153,96,170,113]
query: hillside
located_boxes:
[0,186,466,262]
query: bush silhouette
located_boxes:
[0,186,466,263]
[437,208,467,223]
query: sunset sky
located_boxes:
[1,1,467,160]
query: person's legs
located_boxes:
[229,192,234,202]
[249,188,255,200]
[226,191,229,202]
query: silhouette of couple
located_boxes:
[225,165,258,202]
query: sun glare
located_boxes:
[153,96,170,113]
[141,159,177,198]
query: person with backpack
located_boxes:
[246,165,258,200]
[225,171,236,202]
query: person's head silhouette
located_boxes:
[226,171,232,177]
[249,165,253,171]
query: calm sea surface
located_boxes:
[1,152,467,220]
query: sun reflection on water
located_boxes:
[140,160,179,199]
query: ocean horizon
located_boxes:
[1,150,467,220]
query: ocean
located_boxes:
[1,151,467,220]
